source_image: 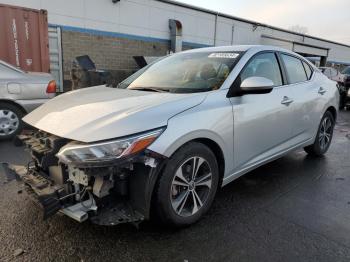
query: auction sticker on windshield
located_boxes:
[208,53,239,59]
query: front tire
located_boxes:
[0,103,24,140]
[304,111,335,156]
[154,142,219,227]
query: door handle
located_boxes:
[281,96,294,106]
[318,87,327,95]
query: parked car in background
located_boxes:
[3,45,339,228]
[0,60,56,139]
[319,67,344,84]
[340,66,350,109]
[342,66,350,87]
[319,66,349,109]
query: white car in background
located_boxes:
[0,60,56,139]
[319,67,345,83]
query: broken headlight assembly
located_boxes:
[56,128,164,166]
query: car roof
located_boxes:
[184,45,294,54]
[182,45,315,67]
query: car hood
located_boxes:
[23,86,207,142]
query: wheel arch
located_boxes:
[148,132,228,220]
[157,133,227,188]
[326,106,337,121]
[148,137,226,223]
[191,138,225,187]
[0,99,27,114]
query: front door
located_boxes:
[229,52,296,173]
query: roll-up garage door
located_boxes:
[293,43,328,57]
[261,35,293,50]
[261,35,329,58]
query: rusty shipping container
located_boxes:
[0,3,49,72]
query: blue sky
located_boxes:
[177,0,350,45]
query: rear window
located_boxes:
[0,63,23,78]
[281,54,308,84]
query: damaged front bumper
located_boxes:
[1,161,160,225]
[1,131,167,226]
[1,163,66,219]
[1,163,97,222]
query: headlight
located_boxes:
[56,128,164,166]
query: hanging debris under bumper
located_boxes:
[1,163,65,219]
[1,161,162,225]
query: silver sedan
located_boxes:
[7,45,339,227]
[0,60,55,139]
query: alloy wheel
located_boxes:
[318,116,333,150]
[170,156,212,217]
[0,109,19,136]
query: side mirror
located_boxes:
[240,76,274,93]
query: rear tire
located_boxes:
[0,103,24,140]
[154,142,219,227]
[304,111,335,156]
[339,93,346,110]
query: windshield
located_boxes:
[118,51,242,93]
[341,66,350,75]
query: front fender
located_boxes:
[148,90,234,178]
[154,129,227,159]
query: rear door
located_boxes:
[229,52,297,172]
[279,53,320,144]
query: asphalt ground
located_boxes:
[0,110,350,262]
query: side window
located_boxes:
[240,52,282,86]
[302,61,313,79]
[281,54,307,84]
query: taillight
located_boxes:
[46,80,56,94]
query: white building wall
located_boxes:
[1,0,350,63]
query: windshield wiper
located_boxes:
[128,87,170,93]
